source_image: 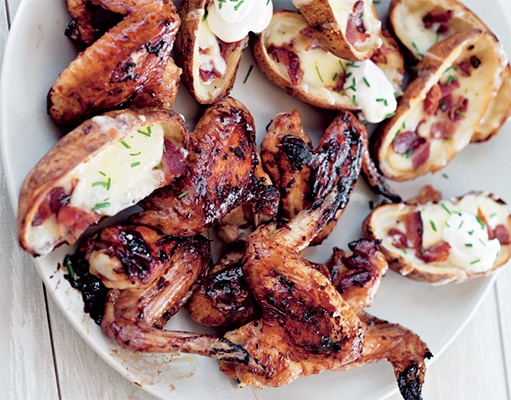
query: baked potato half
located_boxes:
[18,108,188,256]
[253,11,399,122]
[388,0,511,142]
[291,0,382,61]
[372,29,506,181]
[175,0,248,104]
[363,192,511,284]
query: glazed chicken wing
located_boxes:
[48,0,181,128]
[73,224,259,366]
[130,97,271,237]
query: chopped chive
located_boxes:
[442,173,449,179]
[352,94,357,106]
[332,72,338,82]
[315,65,323,83]
[440,203,451,215]
[430,220,437,232]
[60,195,71,205]
[120,140,131,149]
[446,75,456,85]
[384,112,396,119]
[99,171,107,177]
[362,77,371,87]
[412,42,424,58]
[404,148,413,159]
[106,177,111,191]
[64,256,76,278]
[470,259,481,265]
[178,190,189,199]
[92,202,111,211]
[458,220,464,229]
[402,248,408,254]
[338,60,346,74]
[234,0,244,11]
[137,126,152,137]
[468,230,474,235]
[92,181,107,188]
[490,212,497,218]
[202,9,208,21]
[346,61,360,68]
[391,129,401,143]
[266,0,270,4]
[475,216,486,230]
[243,64,254,84]
[131,161,141,168]
[130,152,141,156]
[465,243,473,247]
[154,162,163,169]
[376,98,388,106]
[443,66,459,75]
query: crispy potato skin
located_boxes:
[362,193,511,284]
[371,29,505,181]
[388,0,511,142]
[18,108,188,256]
[48,0,181,129]
[294,0,381,61]
[175,0,248,104]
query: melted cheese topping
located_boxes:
[207,0,272,43]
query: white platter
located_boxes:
[1,0,510,399]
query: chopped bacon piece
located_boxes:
[430,120,457,139]
[389,228,409,249]
[33,187,70,227]
[411,140,430,169]
[199,66,222,83]
[346,1,370,46]
[439,78,460,97]
[267,44,303,85]
[417,241,451,263]
[160,138,187,184]
[57,206,98,242]
[457,56,482,77]
[392,131,424,154]
[406,185,443,206]
[333,73,347,92]
[404,211,423,252]
[448,97,468,121]
[422,9,453,28]
[424,84,442,114]
[491,224,511,245]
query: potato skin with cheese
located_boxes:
[18,108,188,256]
[175,0,248,104]
[292,0,382,61]
[363,192,511,284]
[388,0,511,142]
[371,29,506,181]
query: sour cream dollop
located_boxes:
[207,0,273,43]
[442,211,500,273]
[343,59,397,124]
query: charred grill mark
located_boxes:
[111,60,138,83]
[280,136,313,170]
[145,39,167,55]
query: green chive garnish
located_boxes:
[120,140,131,149]
[363,77,370,87]
[440,203,451,215]
[131,161,141,168]
[315,65,323,83]
[137,126,152,137]
[92,202,111,211]
[243,65,254,84]
[430,220,437,232]
[178,190,189,199]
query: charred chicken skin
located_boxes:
[130,97,271,237]
[48,0,181,129]
[77,224,260,366]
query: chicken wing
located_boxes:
[48,0,181,128]
[130,97,270,237]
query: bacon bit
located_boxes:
[430,120,457,139]
[406,185,443,206]
[424,84,442,114]
[417,241,451,263]
[389,228,409,249]
[439,78,460,97]
[491,224,511,245]
[457,56,482,77]
[267,44,303,85]
[392,130,424,154]
[160,139,188,184]
[299,27,327,51]
[333,73,347,92]
[411,140,430,169]
[448,97,468,121]
[199,66,222,83]
[346,1,370,47]
[33,187,70,227]
[422,9,453,29]
[405,211,423,252]
[57,206,98,241]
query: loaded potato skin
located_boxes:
[18,108,189,256]
[372,29,506,181]
[388,0,511,142]
[175,0,248,104]
[363,192,511,284]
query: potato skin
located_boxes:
[294,0,382,61]
[175,0,248,104]
[18,108,188,256]
[362,193,511,284]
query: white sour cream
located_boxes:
[442,211,500,273]
[343,60,397,123]
[207,0,273,43]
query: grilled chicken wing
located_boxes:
[75,224,260,366]
[261,109,365,244]
[48,0,181,129]
[130,97,268,237]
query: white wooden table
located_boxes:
[1,0,510,399]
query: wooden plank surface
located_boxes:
[1,1,510,399]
